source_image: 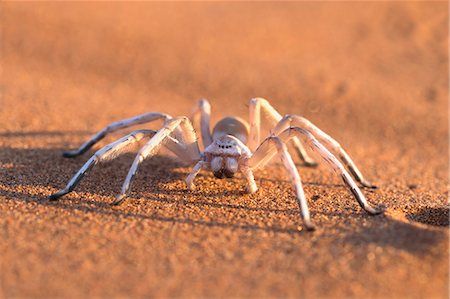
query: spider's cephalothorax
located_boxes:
[48,98,383,231]
[204,117,251,179]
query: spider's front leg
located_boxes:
[112,117,201,205]
[249,136,315,230]
[249,130,382,230]
[248,97,317,167]
[185,160,206,190]
[49,117,201,203]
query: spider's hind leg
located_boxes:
[48,130,156,201]
[272,114,377,189]
[281,127,382,215]
[291,138,318,167]
[63,112,171,158]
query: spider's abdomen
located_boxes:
[212,116,249,144]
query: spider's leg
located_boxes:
[48,130,156,201]
[164,135,201,165]
[191,99,213,149]
[113,117,200,205]
[272,115,376,188]
[248,136,314,230]
[63,112,171,158]
[248,97,317,166]
[242,167,258,194]
[279,127,382,215]
[185,161,206,190]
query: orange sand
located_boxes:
[0,2,448,298]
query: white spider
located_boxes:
[49,98,382,230]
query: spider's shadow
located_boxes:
[1,143,302,234]
[1,138,306,234]
[1,130,448,252]
[1,136,355,235]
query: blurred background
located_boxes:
[1,2,448,298]
[2,2,447,141]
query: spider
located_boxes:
[49,98,383,230]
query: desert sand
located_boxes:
[0,2,448,298]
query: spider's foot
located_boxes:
[361,180,378,189]
[62,150,81,158]
[365,204,385,215]
[48,190,68,201]
[303,160,318,168]
[111,194,126,206]
[303,220,316,231]
[186,182,196,191]
[246,184,258,194]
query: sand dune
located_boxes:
[0,2,448,298]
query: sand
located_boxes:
[0,2,448,298]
